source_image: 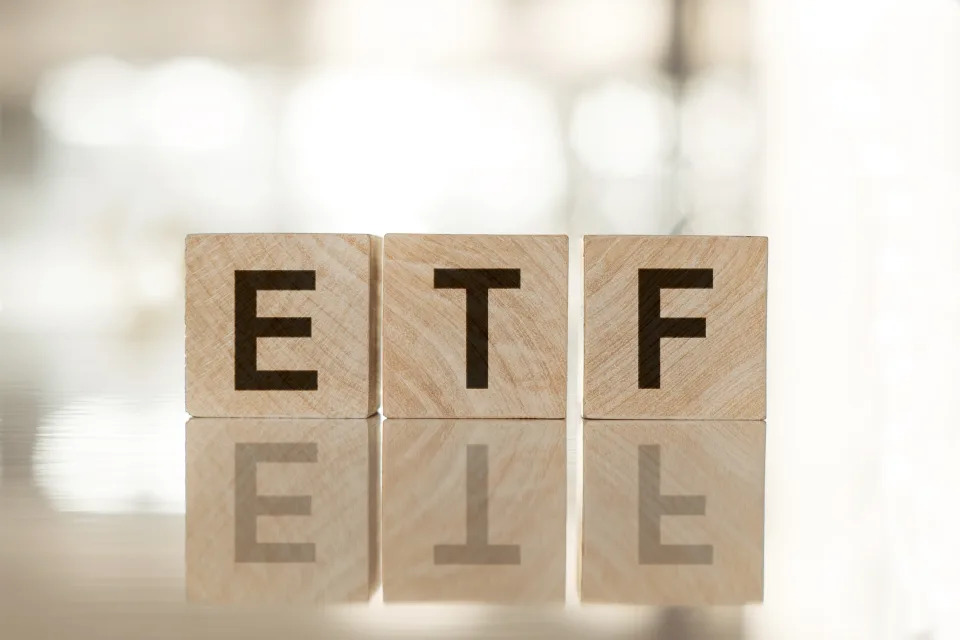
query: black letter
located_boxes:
[434,445,521,565]
[235,442,317,563]
[234,270,317,391]
[638,268,713,389]
[638,445,712,565]
[434,268,521,389]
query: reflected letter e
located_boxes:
[235,442,317,563]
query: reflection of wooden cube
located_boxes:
[583,235,767,419]
[382,419,566,603]
[186,234,381,418]
[382,235,568,418]
[581,420,765,605]
[185,417,379,604]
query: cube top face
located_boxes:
[583,235,767,419]
[382,234,568,419]
[381,419,566,603]
[185,234,381,418]
[185,417,380,604]
[581,420,765,605]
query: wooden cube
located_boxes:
[382,234,568,418]
[185,417,380,604]
[382,419,565,603]
[583,235,767,419]
[581,420,765,605]
[186,234,380,418]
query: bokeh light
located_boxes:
[570,79,674,178]
[33,56,139,147]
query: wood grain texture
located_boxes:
[382,419,566,603]
[581,420,765,605]
[185,417,380,604]
[185,234,380,418]
[382,235,567,418]
[583,235,767,419]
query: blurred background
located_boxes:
[1,0,959,638]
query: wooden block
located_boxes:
[581,420,765,604]
[185,234,381,418]
[583,235,767,419]
[382,419,565,602]
[382,234,568,418]
[185,417,380,604]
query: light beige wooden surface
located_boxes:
[583,235,767,419]
[185,417,380,604]
[581,420,765,605]
[382,419,566,603]
[382,234,567,418]
[185,234,380,418]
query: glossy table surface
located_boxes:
[0,322,909,639]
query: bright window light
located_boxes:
[137,58,256,151]
[34,57,256,152]
[32,56,139,147]
[439,74,566,230]
[283,70,565,233]
[680,71,757,175]
[283,69,448,232]
[570,79,673,178]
